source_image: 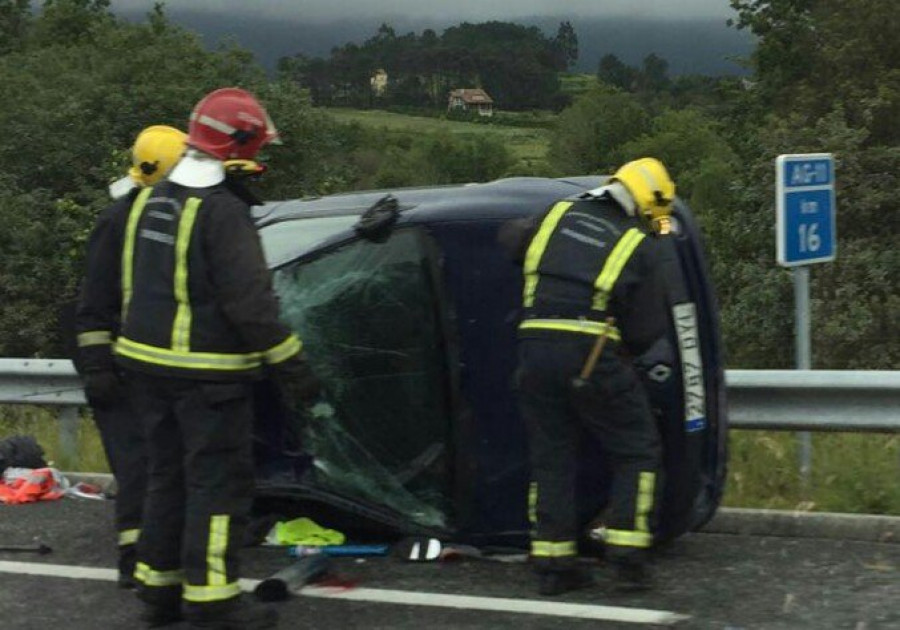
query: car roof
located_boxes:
[253,176,607,227]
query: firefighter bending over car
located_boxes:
[503,158,674,595]
[78,87,319,629]
[74,124,188,589]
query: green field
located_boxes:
[320,107,552,167]
[3,405,899,516]
[559,72,598,99]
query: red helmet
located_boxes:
[187,87,280,161]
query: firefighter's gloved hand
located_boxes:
[272,355,322,407]
[83,370,124,410]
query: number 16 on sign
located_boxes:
[776,153,836,267]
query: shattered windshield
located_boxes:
[272,228,451,529]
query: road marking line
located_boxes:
[0,560,117,581]
[300,585,689,625]
[0,560,690,625]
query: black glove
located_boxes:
[271,355,322,408]
[83,370,124,410]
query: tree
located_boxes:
[547,85,650,176]
[0,0,30,53]
[553,21,578,71]
[291,21,568,110]
[0,5,352,355]
[370,132,513,188]
[597,53,635,91]
[30,0,113,47]
[722,0,900,368]
[636,53,671,93]
[729,0,900,141]
[620,108,739,213]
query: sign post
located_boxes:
[776,153,836,484]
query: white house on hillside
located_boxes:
[448,88,494,116]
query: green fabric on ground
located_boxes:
[274,517,346,546]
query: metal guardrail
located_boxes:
[0,358,86,467]
[0,358,86,406]
[2,359,900,465]
[726,369,900,433]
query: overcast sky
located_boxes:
[113,0,736,22]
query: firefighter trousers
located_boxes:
[516,337,662,567]
[125,371,255,610]
[92,397,147,555]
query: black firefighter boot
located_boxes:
[535,558,595,597]
[138,585,184,628]
[611,554,653,592]
[587,521,653,591]
[118,544,138,589]
[186,596,278,630]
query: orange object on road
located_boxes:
[0,468,66,504]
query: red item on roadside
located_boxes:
[0,468,66,504]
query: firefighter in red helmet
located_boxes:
[108,88,318,628]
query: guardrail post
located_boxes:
[57,405,80,470]
[793,266,813,487]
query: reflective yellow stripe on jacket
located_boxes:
[121,186,153,322]
[264,334,302,365]
[115,337,263,371]
[523,201,573,307]
[171,197,202,352]
[592,227,646,311]
[518,318,622,339]
[117,192,302,373]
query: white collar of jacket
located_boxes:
[167,149,225,188]
[108,175,138,200]
[582,181,638,217]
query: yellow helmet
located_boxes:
[128,125,187,187]
[612,157,676,233]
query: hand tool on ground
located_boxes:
[254,554,331,602]
[289,544,389,558]
[0,543,52,554]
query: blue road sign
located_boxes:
[776,153,837,267]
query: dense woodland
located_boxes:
[278,20,578,111]
[0,0,898,372]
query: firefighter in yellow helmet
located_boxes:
[72,125,186,589]
[502,157,674,595]
[107,125,188,198]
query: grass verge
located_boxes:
[724,430,900,515]
[0,405,109,473]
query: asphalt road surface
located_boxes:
[1,499,898,629]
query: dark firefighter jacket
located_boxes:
[501,194,669,357]
[75,180,300,380]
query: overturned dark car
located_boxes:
[250,176,727,548]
